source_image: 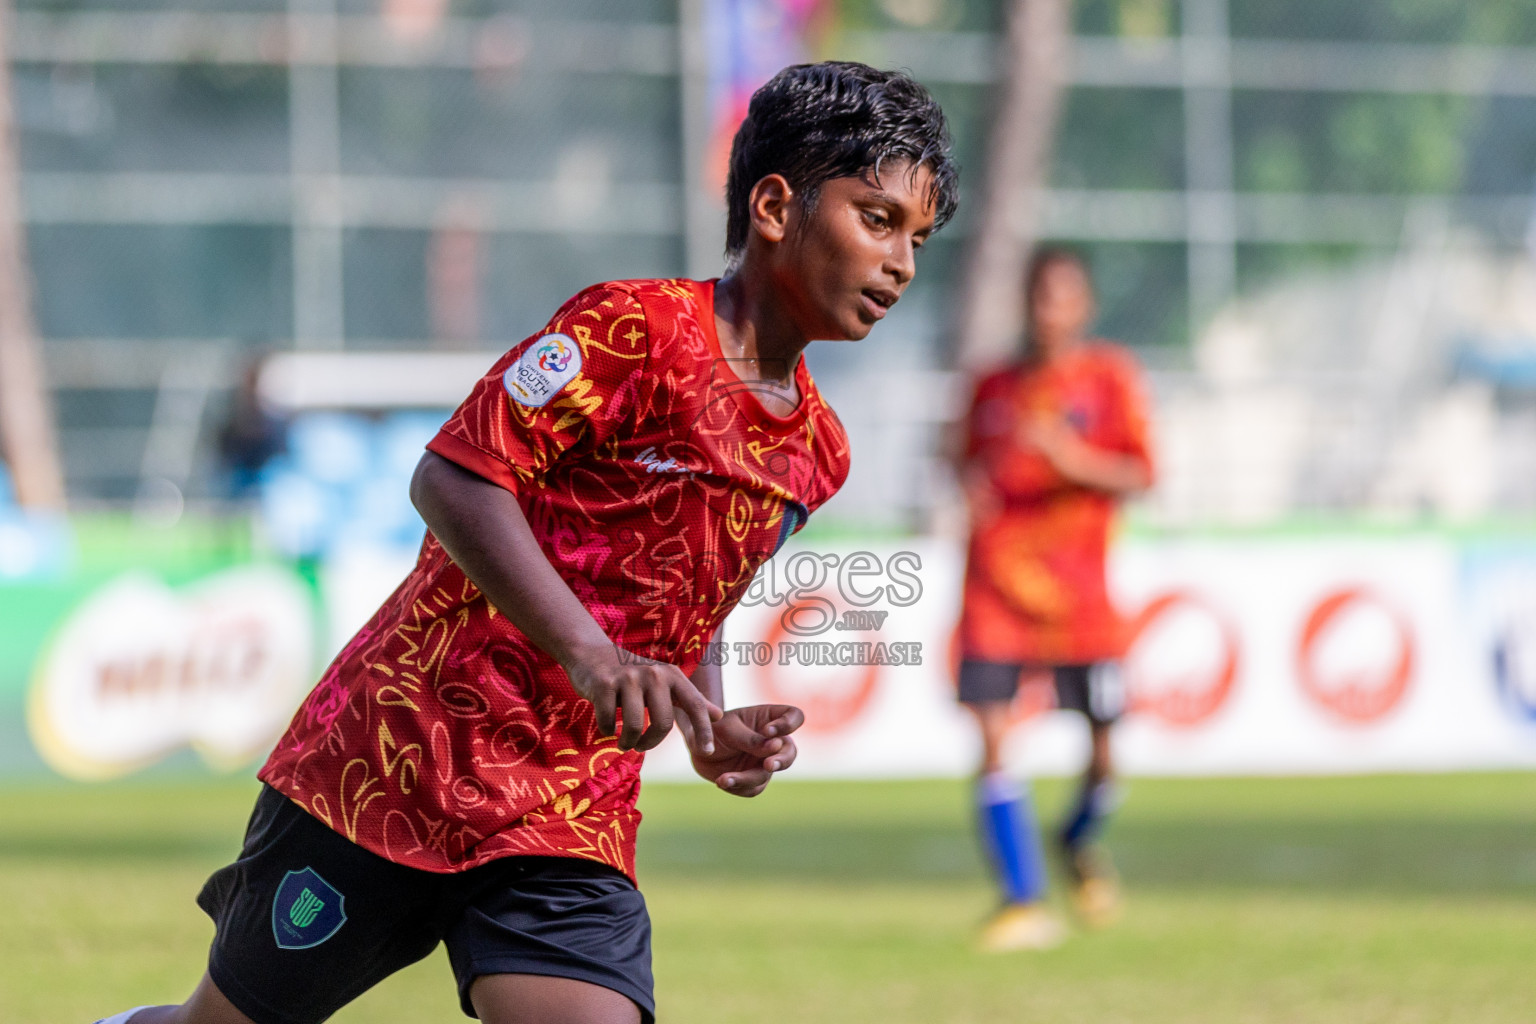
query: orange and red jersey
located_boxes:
[957,342,1154,666]
[260,279,849,880]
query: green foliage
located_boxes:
[1055,88,1186,191]
[1079,241,1189,349]
[1235,93,1471,195]
[1242,131,1310,193]
[1231,0,1536,45]
[1328,95,1469,193]
[1236,243,1381,294]
[831,0,999,33]
[1075,0,1178,37]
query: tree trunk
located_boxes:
[949,0,1072,371]
[0,0,64,509]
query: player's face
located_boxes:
[780,160,937,342]
[1028,259,1095,350]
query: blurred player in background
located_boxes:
[94,62,957,1024]
[215,352,286,502]
[956,247,1154,952]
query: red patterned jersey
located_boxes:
[957,342,1154,665]
[260,279,850,880]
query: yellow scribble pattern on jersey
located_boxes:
[261,280,850,879]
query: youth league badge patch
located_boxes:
[504,332,582,407]
[272,867,347,950]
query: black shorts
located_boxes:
[197,785,654,1024]
[957,660,1126,725]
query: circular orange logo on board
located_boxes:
[1124,591,1240,728]
[1296,587,1414,724]
[757,601,882,735]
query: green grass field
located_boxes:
[3,774,1535,1023]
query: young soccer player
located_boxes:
[89,62,952,1024]
[956,248,1155,952]
[93,62,956,1024]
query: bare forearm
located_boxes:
[409,451,609,670]
[1055,445,1152,496]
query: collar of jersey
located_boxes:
[696,278,814,434]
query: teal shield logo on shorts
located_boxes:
[272,868,346,950]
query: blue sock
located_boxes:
[977,773,1047,904]
[1061,779,1118,850]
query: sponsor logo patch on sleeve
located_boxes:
[503,332,582,407]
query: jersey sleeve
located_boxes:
[426,286,651,491]
[1107,350,1156,481]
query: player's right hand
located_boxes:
[688,703,804,797]
[562,644,722,755]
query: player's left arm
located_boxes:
[678,628,804,797]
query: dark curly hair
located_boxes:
[724,61,959,260]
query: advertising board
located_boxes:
[644,534,1536,779]
[5,527,1535,782]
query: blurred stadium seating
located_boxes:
[2,0,1530,531]
[258,409,445,560]
[0,458,68,580]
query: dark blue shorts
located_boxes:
[197,785,654,1024]
[957,660,1127,725]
